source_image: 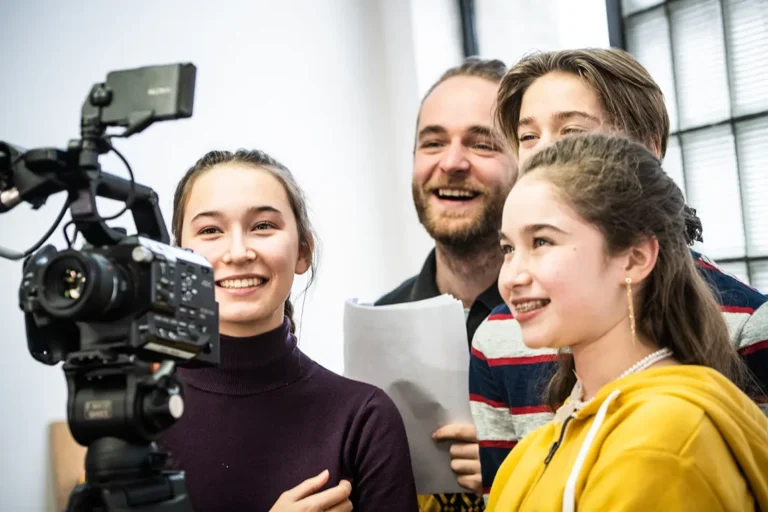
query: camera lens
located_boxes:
[58,267,86,301]
[38,250,128,320]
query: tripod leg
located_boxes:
[64,482,100,512]
[99,473,192,511]
[65,475,193,512]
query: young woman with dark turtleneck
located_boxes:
[161,149,418,511]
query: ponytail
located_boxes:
[544,352,576,411]
[284,298,296,334]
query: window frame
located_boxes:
[608,0,768,284]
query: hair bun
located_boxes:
[683,205,703,245]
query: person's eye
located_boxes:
[253,221,276,231]
[562,126,587,135]
[474,141,498,152]
[420,140,443,149]
[500,243,515,255]
[198,226,221,235]
[533,237,552,248]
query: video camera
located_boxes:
[0,63,219,511]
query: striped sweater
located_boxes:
[469,250,768,502]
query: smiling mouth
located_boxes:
[512,299,550,314]
[216,277,267,289]
[433,188,481,202]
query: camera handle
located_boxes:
[16,140,170,247]
[0,135,169,260]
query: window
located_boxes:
[616,0,768,286]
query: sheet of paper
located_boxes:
[343,295,472,495]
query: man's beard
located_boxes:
[412,179,508,258]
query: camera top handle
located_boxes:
[0,63,196,255]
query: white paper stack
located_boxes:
[343,295,472,495]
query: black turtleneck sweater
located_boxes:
[159,317,418,511]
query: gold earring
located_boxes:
[626,277,637,346]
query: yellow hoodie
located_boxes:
[487,365,768,511]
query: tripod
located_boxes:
[64,438,189,511]
[61,353,193,511]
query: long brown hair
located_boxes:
[495,48,670,158]
[521,134,746,409]
[171,149,318,334]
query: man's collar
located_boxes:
[475,277,503,312]
[415,248,502,308]
[411,248,441,301]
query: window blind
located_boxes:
[750,260,768,291]
[736,117,768,256]
[669,0,731,129]
[625,8,680,132]
[663,134,686,196]
[682,125,746,260]
[623,0,768,287]
[723,0,768,116]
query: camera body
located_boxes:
[19,236,219,368]
[1,62,220,369]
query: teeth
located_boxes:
[218,278,264,289]
[513,299,549,313]
[437,188,477,198]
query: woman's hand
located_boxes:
[270,470,353,511]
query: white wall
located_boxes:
[0,1,609,509]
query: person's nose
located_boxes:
[538,130,555,149]
[222,231,256,265]
[438,138,471,175]
[498,251,533,300]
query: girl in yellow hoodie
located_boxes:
[489,133,768,511]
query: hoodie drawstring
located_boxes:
[562,389,621,512]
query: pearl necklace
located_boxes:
[560,347,674,418]
[617,347,674,380]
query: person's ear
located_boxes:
[295,239,312,275]
[649,136,663,160]
[622,236,659,285]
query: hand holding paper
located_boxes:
[343,295,474,495]
[432,423,482,495]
